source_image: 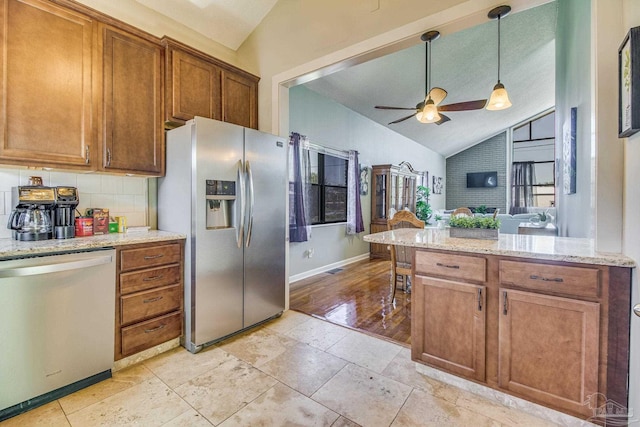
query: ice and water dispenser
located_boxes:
[205,180,235,229]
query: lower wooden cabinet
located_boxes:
[413,276,486,381]
[412,248,632,422]
[115,240,184,360]
[498,289,600,417]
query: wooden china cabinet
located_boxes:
[369,162,421,259]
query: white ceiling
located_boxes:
[302,2,557,157]
[133,0,278,50]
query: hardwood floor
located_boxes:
[290,259,412,346]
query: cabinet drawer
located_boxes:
[499,260,600,298]
[121,284,182,325]
[121,311,182,357]
[120,243,181,272]
[120,264,181,295]
[415,251,486,282]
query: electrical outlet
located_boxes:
[307,248,314,258]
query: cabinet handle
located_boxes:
[503,291,508,315]
[477,288,482,311]
[143,275,164,282]
[144,254,164,260]
[436,262,460,269]
[529,274,564,283]
[85,146,90,164]
[634,304,640,317]
[106,148,112,166]
[144,324,166,333]
[143,296,163,303]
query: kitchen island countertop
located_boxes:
[363,228,636,267]
[0,230,186,260]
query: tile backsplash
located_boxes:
[0,167,149,239]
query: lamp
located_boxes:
[486,5,512,111]
[417,31,441,123]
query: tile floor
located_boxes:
[1,311,582,426]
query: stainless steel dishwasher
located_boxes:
[0,249,116,421]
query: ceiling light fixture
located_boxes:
[486,5,512,111]
[417,30,441,123]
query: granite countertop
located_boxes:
[363,228,636,267]
[0,230,186,260]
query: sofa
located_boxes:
[431,208,556,235]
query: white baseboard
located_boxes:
[289,253,371,286]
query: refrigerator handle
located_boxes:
[245,160,255,247]
[237,159,245,248]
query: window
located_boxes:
[309,152,348,224]
[512,111,555,208]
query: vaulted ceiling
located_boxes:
[302,2,557,157]
[134,0,556,158]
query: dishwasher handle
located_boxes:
[0,254,113,278]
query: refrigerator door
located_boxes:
[192,118,245,347]
[243,128,287,327]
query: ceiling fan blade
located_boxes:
[388,113,416,125]
[375,105,417,111]
[428,87,448,105]
[438,99,488,112]
[435,114,451,125]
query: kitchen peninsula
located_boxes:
[364,228,635,424]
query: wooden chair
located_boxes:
[452,207,473,217]
[387,210,424,303]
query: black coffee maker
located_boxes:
[7,186,56,241]
[53,186,79,239]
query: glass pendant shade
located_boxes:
[486,82,512,110]
[416,97,440,123]
[487,5,512,111]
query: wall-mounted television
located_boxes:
[467,171,498,188]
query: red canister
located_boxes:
[74,217,94,237]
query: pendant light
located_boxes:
[486,5,512,111]
[416,31,441,123]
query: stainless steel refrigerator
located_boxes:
[158,117,286,353]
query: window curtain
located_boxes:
[510,161,536,215]
[346,150,364,235]
[289,132,312,242]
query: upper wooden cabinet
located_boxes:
[0,0,94,169]
[98,25,164,176]
[164,38,258,129]
[222,70,257,128]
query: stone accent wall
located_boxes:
[446,132,507,211]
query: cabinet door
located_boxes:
[100,25,164,175]
[222,70,257,129]
[412,275,486,381]
[0,0,93,168]
[498,289,599,417]
[167,48,221,124]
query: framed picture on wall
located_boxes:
[359,166,369,196]
[562,107,577,194]
[432,176,443,194]
[619,26,640,137]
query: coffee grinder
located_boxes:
[53,186,79,239]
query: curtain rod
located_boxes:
[290,132,353,159]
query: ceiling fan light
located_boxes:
[486,82,512,111]
[417,98,441,123]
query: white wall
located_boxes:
[0,167,149,239]
[554,0,593,238]
[289,85,445,279]
[622,0,640,422]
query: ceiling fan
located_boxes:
[375,30,487,125]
